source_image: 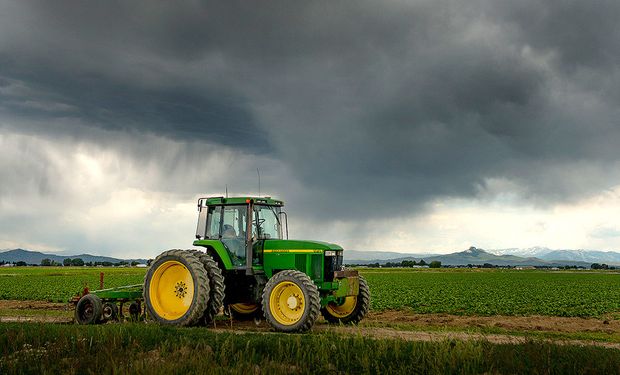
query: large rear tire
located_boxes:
[190,250,225,325]
[143,249,210,326]
[321,275,370,324]
[262,270,320,332]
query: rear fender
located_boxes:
[193,240,234,270]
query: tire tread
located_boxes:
[321,275,371,324]
[191,250,225,324]
[143,249,210,326]
[262,270,320,332]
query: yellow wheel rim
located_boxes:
[269,281,305,325]
[148,260,195,320]
[326,296,357,318]
[230,303,259,315]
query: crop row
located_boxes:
[0,267,145,302]
[363,269,620,317]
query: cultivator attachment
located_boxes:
[71,283,144,324]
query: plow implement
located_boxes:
[71,282,144,324]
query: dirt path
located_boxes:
[0,316,72,323]
[206,311,620,349]
[365,310,620,335]
[1,300,619,349]
[324,326,620,350]
[206,321,620,350]
[207,319,620,349]
[0,300,73,323]
[0,300,68,311]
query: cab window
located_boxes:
[207,205,247,267]
[253,205,282,240]
[206,206,222,238]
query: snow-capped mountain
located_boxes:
[489,247,555,258]
[541,250,620,263]
[490,247,620,264]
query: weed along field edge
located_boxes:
[1,322,620,374]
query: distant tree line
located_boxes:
[346,260,442,268]
[591,263,616,270]
[0,258,142,267]
[55,258,140,267]
[343,261,611,270]
[473,263,591,270]
[40,258,61,266]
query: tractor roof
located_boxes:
[198,196,284,207]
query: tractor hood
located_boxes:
[263,239,343,252]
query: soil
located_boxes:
[0,300,68,311]
[209,313,620,349]
[0,300,72,323]
[365,310,620,335]
[1,300,619,349]
[326,326,620,350]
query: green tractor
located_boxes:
[75,196,370,332]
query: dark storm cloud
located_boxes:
[495,0,620,71]
[0,61,265,151]
[1,0,620,220]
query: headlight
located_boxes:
[324,250,336,257]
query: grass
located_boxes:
[0,322,619,374]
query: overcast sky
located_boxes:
[1,1,620,258]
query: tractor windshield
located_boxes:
[253,205,282,240]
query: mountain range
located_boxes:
[2,246,619,268]
[345,247,620,267]
[0,249,148,265]
[488,247,620,263]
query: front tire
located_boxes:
[321,275,370,324]
[262,270,320,332]
[143,249,210,326]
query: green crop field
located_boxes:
[0,267,145,302]
[363,268,620,317]
[1,267,620,318]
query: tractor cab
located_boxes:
[195,196,287,270]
